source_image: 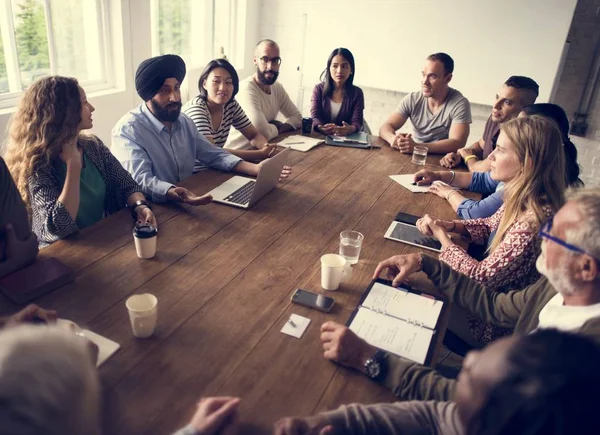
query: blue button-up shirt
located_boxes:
[456,172,504,220]
[111,104,242,202]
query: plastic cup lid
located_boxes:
[133,224,158,239]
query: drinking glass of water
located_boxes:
[412,145,428,165]
[339,230,364,265]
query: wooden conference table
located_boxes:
[0,135,475,434]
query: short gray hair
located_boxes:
[564,186,600,261]
[0,325,100,435]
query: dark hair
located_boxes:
[320,48,355,99]
[504,76,539,99]
[522,103,582,186]
[468,330,600,435]
[426,53,454,75]
[197,59,240,102]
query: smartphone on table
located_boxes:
[395,211,420,226]
[291,289,335,313]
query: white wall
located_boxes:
[258,0,577,106]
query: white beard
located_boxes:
[536,254,577,297]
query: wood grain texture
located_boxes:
[3,135,479,435]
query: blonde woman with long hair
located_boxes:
[415,116,566,344]
[5,76,156,247]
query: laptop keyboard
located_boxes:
[224,180,256,205]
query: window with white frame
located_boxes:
[151,0,246,70]
[0,0,111,107]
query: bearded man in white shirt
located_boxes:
[225,39,302,150]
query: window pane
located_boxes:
[0,27,8,94]
[156,0,191,60]
[48,0,104,82]
[214,0,231,60]
[11,0,50,89]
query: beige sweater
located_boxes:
[225,77,302,149]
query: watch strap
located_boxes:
[130,200,151,219]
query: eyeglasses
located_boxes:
[258,56,281,66]
[538,216,589,256]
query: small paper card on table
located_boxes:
[280,314,311,339]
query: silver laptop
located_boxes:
[208,147,291,209]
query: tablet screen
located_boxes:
[385,221,442,252]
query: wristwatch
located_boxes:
[129,199,151,219]
[364,350,388,381]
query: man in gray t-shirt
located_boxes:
[379,53,471,154]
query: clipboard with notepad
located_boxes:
[277,135,324,152]
[346,278,447,365]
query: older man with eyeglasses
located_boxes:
[225,39,302,150]
[317,186,600,403]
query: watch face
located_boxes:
[365,359,381,379]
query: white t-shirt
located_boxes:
[225,77,302,150]
[330,100,342,120]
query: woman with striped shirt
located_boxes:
[183,59,279,163]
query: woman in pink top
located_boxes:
[415,116,566,343]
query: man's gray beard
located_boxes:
[536,254,577,297]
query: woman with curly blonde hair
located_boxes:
[5,76,156,247]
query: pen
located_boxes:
[284,141,305,145]
[287,319,296,327]
[412,177,424,186]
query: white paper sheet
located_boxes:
[280,314,311,338]
[389,174,432,193]
[83,329,121,367]
[278,135,323,152]
[361,282,443,329]
[349,308,434,364]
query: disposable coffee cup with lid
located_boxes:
[133,223,158,259]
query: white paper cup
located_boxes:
[133,224,158,259]
[321,253,347,291]
[125,293,158,338]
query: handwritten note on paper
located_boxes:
[349,308,434,364]
[389,174,430,193]
[361,282,443,329]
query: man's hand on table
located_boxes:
[257,144,281,159]
[167,187,213,206]
[320,321,377,372]
[373,253,424,287]
[188,397,240,435]
[440,152,461,168]
[273,415,334,435]
[1,304,57,329]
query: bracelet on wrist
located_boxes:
[464,155,478,164]
[448,170,456,184]
[446,190,460,201]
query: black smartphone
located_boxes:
[395,212,420,226]
[291,289,336,313]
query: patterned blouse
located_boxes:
[28,135,140,247]
[439,203,554,343]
